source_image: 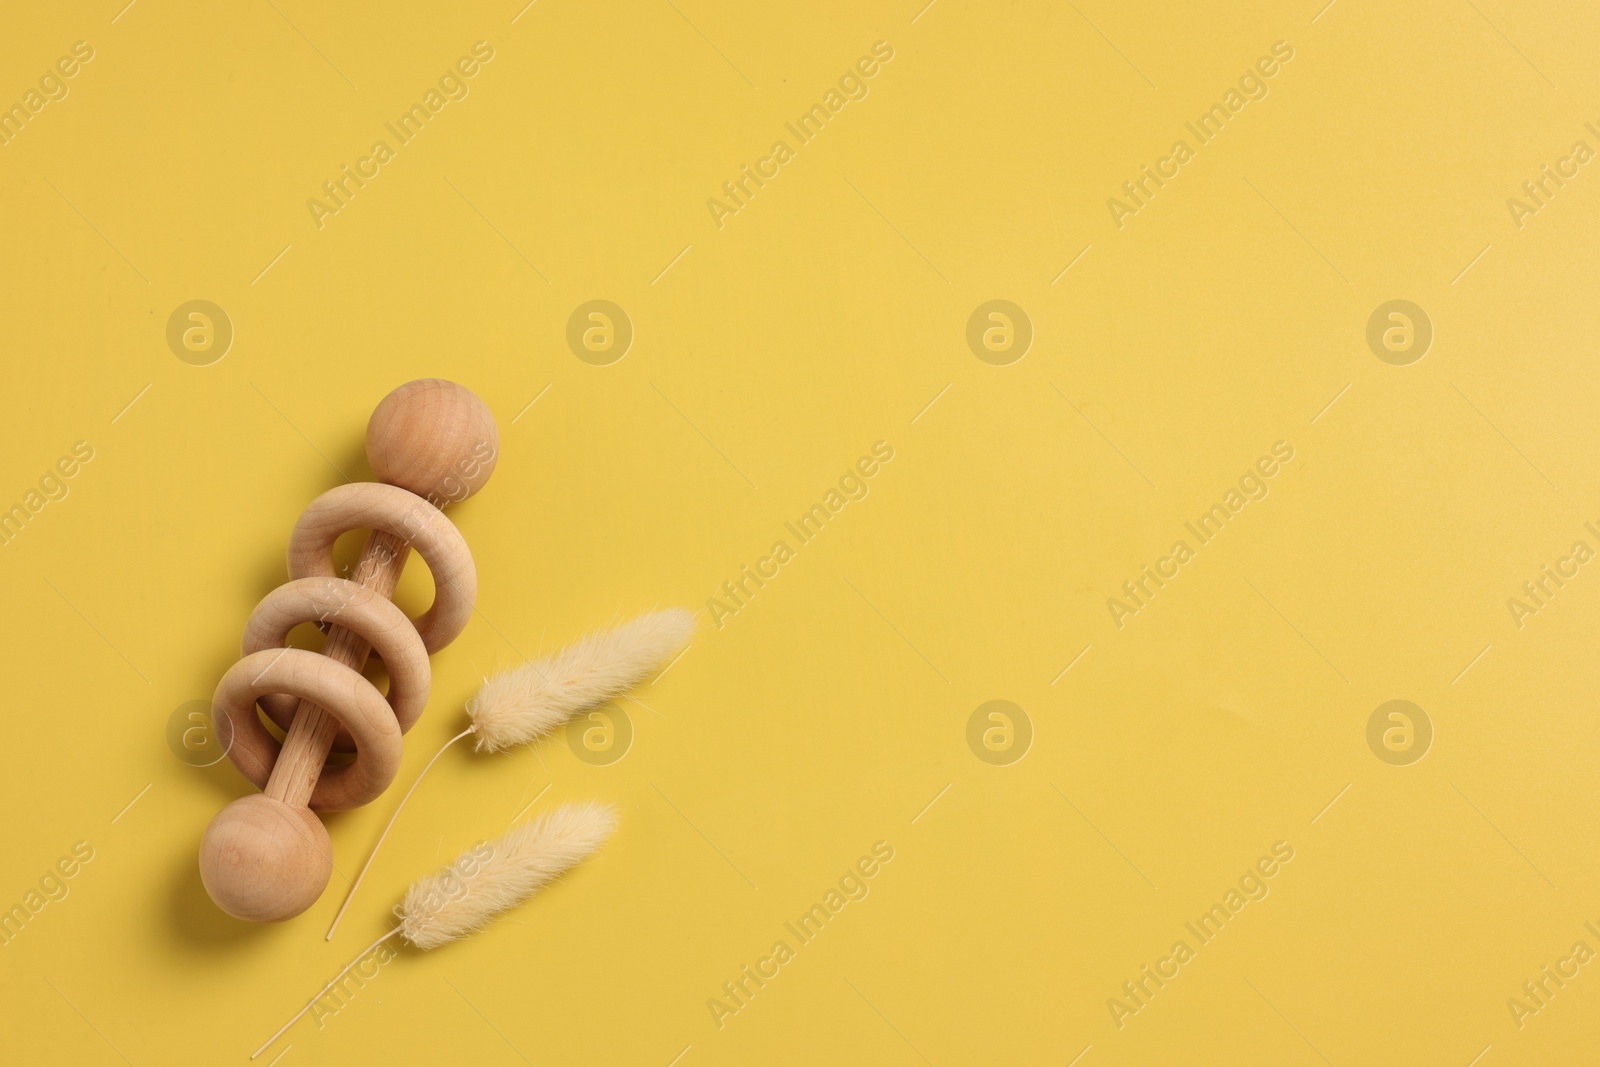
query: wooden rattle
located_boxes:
[199,379,498,922]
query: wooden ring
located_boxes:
[240,577,431,752]
[285,483,476,653]
[214,647,403,811]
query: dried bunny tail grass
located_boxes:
[327,609,687,940]
[398,801,618,950]
[467,608,694,752]
[256,803,618,1060]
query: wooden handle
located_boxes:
[264,530,411,807]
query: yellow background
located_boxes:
[1,1,1598,1064]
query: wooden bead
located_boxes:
[366,378,498,505]
[199,795,331,923]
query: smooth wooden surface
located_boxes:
[198,795,332,924]
[218,484,478,804]
[264,529,407,810]
[215,639,406,809]
[285,483,477,654]
[244,575,431,749]
[366,377,499,506]
[202,378,497,921]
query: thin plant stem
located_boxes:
[325,726,474,940]
[251,926,404,1059]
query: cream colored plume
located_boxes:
[467,608,694,752]
[400,801,618,948]
[326,608,690,940]
[254,802,617,1059]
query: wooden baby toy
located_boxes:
[199,379,497,922]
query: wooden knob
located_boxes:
[366,378,498,505]
[199,380,496,922]
[200,795,331,923]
